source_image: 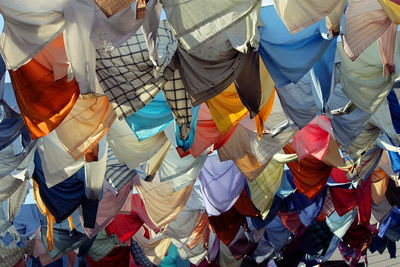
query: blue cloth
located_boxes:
[159,244,190,267]
[387,90,400,135]
[125,92,199,150]
[175,105,199,151]
[378,207,400,241]
[125,92,173,141]
[389,150,400,173]
[258,6,335,88]
[13,204,43,245]
[276,170,296,199]
[264,216,292,251]
[32,152,99,227]
[310,39,337,110]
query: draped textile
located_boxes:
[108,117,170,171]
[259,5,336,88]
[96,20,177,119]
[338,41,398,113]
[135,175,194,228]
[208,189,259,246]
[55,94,115,160]
[161,0,260,52]
[9,34,79,140]
[342,0,392,60]
[199,154,246,216]
[283,143,332,199]
[248,159,284,219]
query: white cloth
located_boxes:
[108,118,170,171]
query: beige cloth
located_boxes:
[56,94,115,160]
[133,226,170,265]
[273,0,345,34]
[342,0,391,60]
[108,118,170,170]
[338,41,398,113]
[248,159,284,219]
[135,175,195,228]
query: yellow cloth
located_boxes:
[135,175,195,228]
[248,159,284,219]
[378,0,400,24]
[206,83,248,134]
[56,94,116,160]
[206,57,275,135]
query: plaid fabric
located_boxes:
[302,221,333,256]
[162,68,193,140]
[106,148,137,193]
[96,20,178,119]
[338,241,365,267]
[323,190,335,217]
[130,239,157,267]
[0,239,34,267]
[88,230,123,262]
[94,0,134,18]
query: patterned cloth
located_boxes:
[94,0,135,18]
[105,148,137,193]
[96,20,177,119]
[323,190,335,217]
[130,240,157,267]
[338,241,366,267]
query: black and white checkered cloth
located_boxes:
[96,20,177,119]
[162,68,192,140]
[96,20,193,141]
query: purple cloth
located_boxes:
[199,154,246,216]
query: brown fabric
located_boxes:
[94,0,135,18]
[283,143,332,199]
[233,154,268,181]
[234,51,261,119]
[208,189,259,246]
[385,177,400,207]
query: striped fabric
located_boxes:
[378,22,398,76]
[343,0,391,60]
[247,159,284,219]
[105,148,137,193]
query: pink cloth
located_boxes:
[85,180,134,238]
[293,115,333,160]
[131,194,159,232]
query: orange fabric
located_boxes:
[9,34,79,140]
[254,89,275,139]
[371,169,389,204]
[233,154,268,181]
[187,212,209,249]
[283,143,332,199]
[186,104,237,158]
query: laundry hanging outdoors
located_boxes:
[1,0,400,266]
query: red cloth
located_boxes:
[293,115,332,160]
[330,168,349,183]
[330,179,372,225]
[278,211,304,236]
[284,143,332,199]
[106,213,144,243]
[88,246,130,267]
[209,189,258,245]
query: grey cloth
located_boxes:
[174,2,261,105]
